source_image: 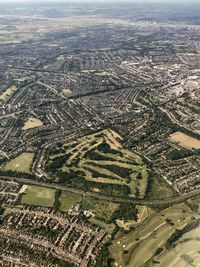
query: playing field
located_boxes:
[169,131,200,149]
[22,117,43,130]
[3,152,34,173]
[21,185,56,207]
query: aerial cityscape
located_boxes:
[0,1,200,266]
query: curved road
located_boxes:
[1,175,200,206]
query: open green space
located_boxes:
[81,196,119,222]
[109,203,198,267]
[21,185,56,207]
[46,129,149,198]
[22,117,43,131]
[115,205,151,231]
[0,85,17,101]
[2,152,34,173]
[152,218,200,267]
[146,172,176,199]
[59,191,82,212]
[187,195,200,212]
[169,131,200,150]
[89,217,116,235]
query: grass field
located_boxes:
[89,217,116,234]
[58,191,118,232]
[46,129,149,198]
[146,174,175,199]
[58,190,118,234]
[153,222,200,267]
[82,196,118,234]
[109,203,198,267]
[169,131,200,150]
[187,195,200,212]
[2,152,34,173]
[22,117,43,130]
[81,196,119,221]
[0,86,17,101]
[60,88,72,96]
[59,191,82,212]
[21,185,56,207]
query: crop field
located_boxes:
[0,85,17,101]
[169,131,200,150]
[21,185,56,207]
[59,191,82,212]
[46,129,148,198]
[2,152,34,173]
[109,203,198,267]
[22,117,43,131]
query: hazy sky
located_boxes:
[0,0,199,4]
[0,0,199,2]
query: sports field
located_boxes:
[21,185,56,207]
[169,131,200,149]
[22,117,43,130]
[3,152,34,173]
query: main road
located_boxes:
[1,175,200,206]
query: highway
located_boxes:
[1,175,200,206]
